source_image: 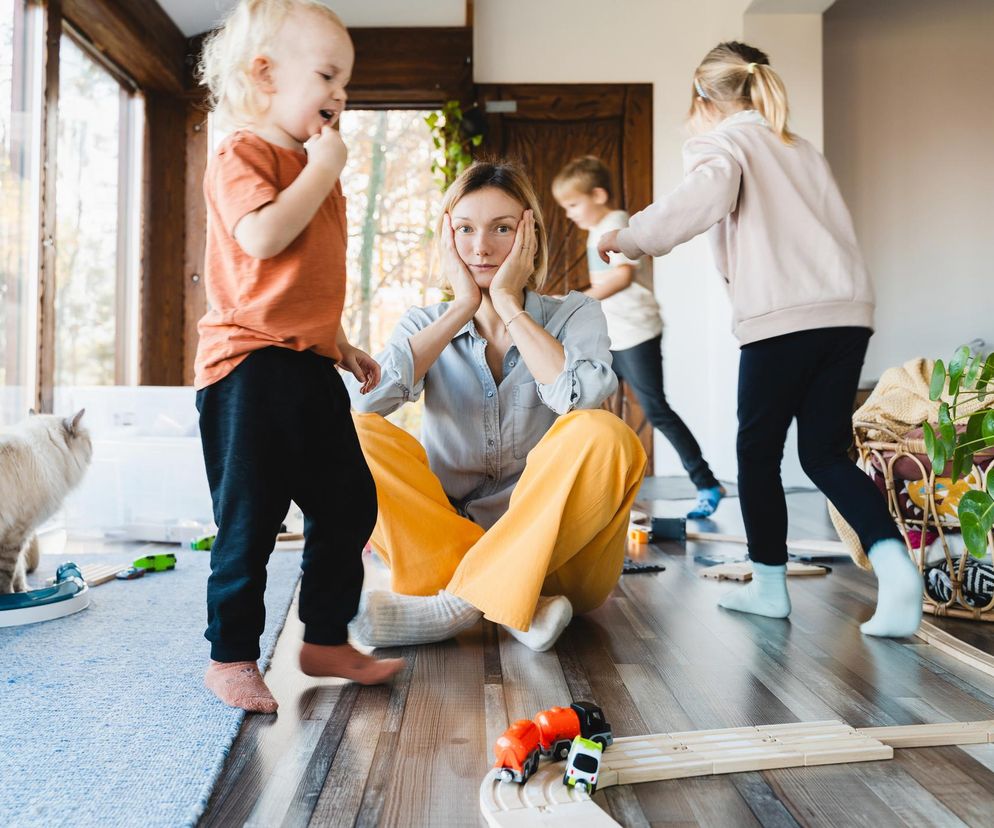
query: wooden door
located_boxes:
[474,83,654,464]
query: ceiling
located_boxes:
[158,0,467,37]
[159,1,839,39]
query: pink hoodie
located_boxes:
[614,110,874,345]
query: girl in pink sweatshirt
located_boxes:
[600,41,922,638]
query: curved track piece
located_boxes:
[481,719,898,827]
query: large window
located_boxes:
[55,31,142,388]
[339,110,443,436]
[0,2,144,423]
[338,109,443,355]
[0,0,41,422]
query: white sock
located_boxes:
[503,595,573,652]
[348,589,481,647]
[718,562,791,618]
[860,538,923,638]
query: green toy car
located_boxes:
[132,553,177,572]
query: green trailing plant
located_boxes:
[425,101,483,190]
[923,344,994,557]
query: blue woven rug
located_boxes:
[0,549,302,828]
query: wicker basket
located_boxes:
[853,421,994,621]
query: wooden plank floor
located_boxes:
[200,486,994,827]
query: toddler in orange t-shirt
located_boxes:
[195,0,403,713]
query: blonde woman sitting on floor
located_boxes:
[344,160,647,652]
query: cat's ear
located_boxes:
[64,408,85,436]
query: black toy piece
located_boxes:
[570,701,613,748]
[651,516,687,542]
[623,558,666,574]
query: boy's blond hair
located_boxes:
[436,160,549,292]
[552,156,613,202]
[198,0,346,129]
[689,41,794,145]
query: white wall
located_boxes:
[824,0,994,382]
[475,0,824,487]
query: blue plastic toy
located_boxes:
[0,562,90,627]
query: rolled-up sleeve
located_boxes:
[535,297,617,414]
[346,307,430,415]
[617,135,741,259]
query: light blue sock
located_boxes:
[688,486,725,519]
[718,561,791,618]
[859,538,923,638]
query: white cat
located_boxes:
[0,410,92,593]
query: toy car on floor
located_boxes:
[563,735,603,793]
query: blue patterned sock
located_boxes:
[718,562,791,618]
[860,538,923,638]
[688,486,725,519]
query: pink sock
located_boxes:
[204,660,278,713]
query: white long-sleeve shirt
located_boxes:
[615,110,874,345]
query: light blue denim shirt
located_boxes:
[347,290,617,529]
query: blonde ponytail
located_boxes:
[748,63,793,145]
[689,41,795,145]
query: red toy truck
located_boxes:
[494,702,612,782]
[494,719,542,784]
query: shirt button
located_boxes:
[488,439,494,446]
[487,391,494,397]
[509,361,516,367]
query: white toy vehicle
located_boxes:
[562,735,602,793]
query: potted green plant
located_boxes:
[425,101,484,189]
[923,345,994,557]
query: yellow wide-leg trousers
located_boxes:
[353,409,647,631]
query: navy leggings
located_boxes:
[611,335,719,490]
[196,347,376,662]
[737,327,900,565]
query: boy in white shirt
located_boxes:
[554,156,724,518]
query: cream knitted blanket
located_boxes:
[830,357,992,569]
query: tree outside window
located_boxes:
[54,34,122,387]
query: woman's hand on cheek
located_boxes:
[442,213,482,317]
[490,209,535,314]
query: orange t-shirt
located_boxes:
[194,130,347,389]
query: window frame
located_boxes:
[1,0,43,420]
[54,21,144,388]
[2,0,161,413]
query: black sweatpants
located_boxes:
[611,335,719,490]
[737,327,899,565]
[196,347,377,662]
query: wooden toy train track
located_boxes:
[480,718,994,826]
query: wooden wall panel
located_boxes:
[62,0,185,93]
[183,102,208,384]
[622,85,653,218]
[348,27,472,107]
[140,91,186,385]
[36,0,62,413]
